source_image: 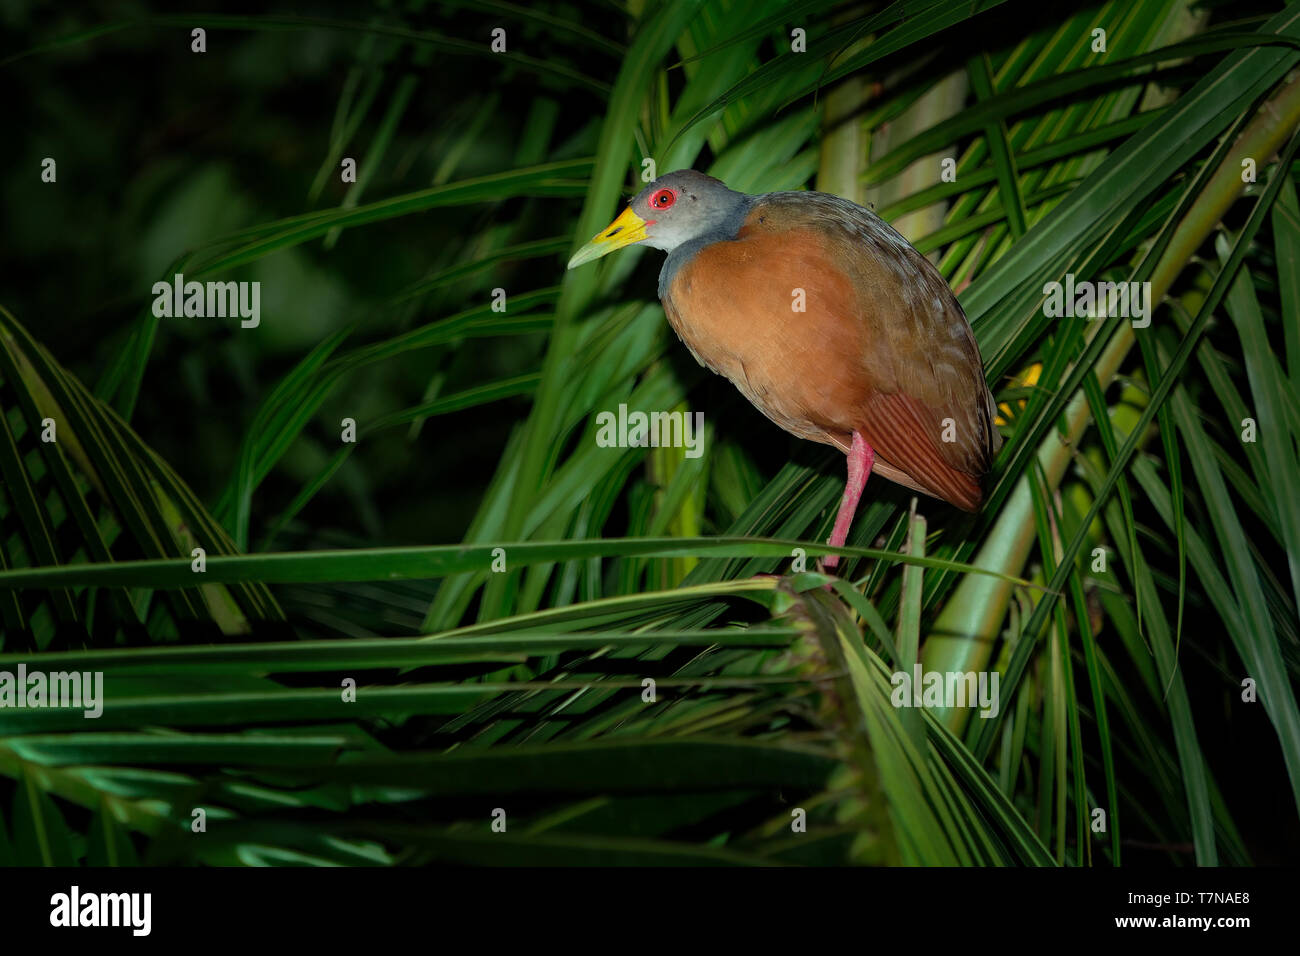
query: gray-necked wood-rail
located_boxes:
[567,170,1001,568]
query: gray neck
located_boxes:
[658,195,756,299]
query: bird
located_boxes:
[566,169,1001,568]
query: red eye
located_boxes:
[650,189,676,210]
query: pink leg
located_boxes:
[823,431,873,570]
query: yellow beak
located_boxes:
[566,206,651,270]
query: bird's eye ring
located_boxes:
[650,189,676,210]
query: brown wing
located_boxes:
[661,192,1000,510]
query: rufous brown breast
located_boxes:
[660,193,999,511]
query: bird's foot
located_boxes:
[815,554,841,591]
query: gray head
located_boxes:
[567,170,751,269]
